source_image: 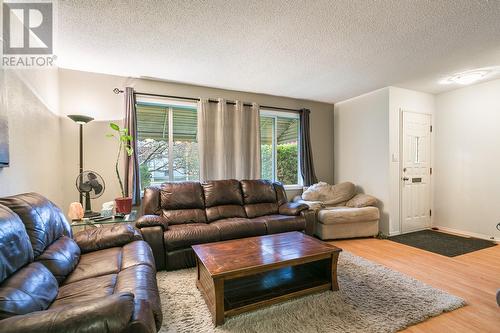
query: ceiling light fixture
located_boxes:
[439,66,500,85]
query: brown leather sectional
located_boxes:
[136,179,314,271]
[0,193,162,333]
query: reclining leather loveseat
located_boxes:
[136,179,314,271]
[0,193,162,333]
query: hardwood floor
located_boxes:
[330,237,500,333]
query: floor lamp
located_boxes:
[67,114,94,205]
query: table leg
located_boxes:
[330,252,340,291]
[196,257,200,281]
[214,278,225,326]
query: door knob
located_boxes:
[402,177,409,181]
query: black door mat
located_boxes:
[388,229,497,257]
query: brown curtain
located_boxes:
[299,108,318,186]
[124,87,141,205]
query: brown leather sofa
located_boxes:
[136,179,314,271]
[0,193,162,333]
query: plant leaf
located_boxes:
[125,146,134,156]
[110,123,120,131]
[105,133,115,138]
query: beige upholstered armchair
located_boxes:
[294,182,380,240]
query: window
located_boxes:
[260,111,301,187]
[137,99,199,190]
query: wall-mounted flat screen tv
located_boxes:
[0,115,9,167]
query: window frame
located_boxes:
[136,97,199,188]
[260,109,302,190]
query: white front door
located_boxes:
[401,111,432,233]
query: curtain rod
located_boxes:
[113,88,303,113]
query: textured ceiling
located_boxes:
[56,1,500,103]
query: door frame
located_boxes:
[399,109,433,234]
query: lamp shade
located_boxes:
[67,114,94,124]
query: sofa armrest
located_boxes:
[136,215,168,231]
[301,209,316,236]
[279,202,309,216]
[139,226,166,271]
[74,224,142,254]
[0,293,134,333]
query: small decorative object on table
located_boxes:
[68,202,84,220]
[101,201,115,217]
[107,122,134,214]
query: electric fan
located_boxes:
[76,170,105,218]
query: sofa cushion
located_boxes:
[161,208,207,225]
[164,224,220,251]
[0,205,33,283]
[206,205,246,222]
[210,218,267,240]
[244,202,279,218]
[318,206,380,225]
[74,224,142,253]
[53,240,161,331]
[0,193,71,258]
[240,179,277,204]
[346,194,378,208]
[0,262,58,319]
[1,293,135,333]
[121,241,156,271]
[63,247,122,285]
[316,219,379,240]
[255,215,306,234]
[203,180,246,222]
[51,274,116,308]
[160,182,205,210]
[240,180,279,217]
[202,179,243,207]
[36,236,80,284]
[159,182,207,225]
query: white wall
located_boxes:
[334,88,390,233]
[334,86,435,235]
[0,69,64,207]
[58,69,335,211]
[434,79,500,240]
[388,87,435,235]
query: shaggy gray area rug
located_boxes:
[157,251,465,333]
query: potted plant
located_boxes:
[107,122,134,214]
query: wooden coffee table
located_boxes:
[192,231,342,325]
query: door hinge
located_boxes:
[430,167,432,175]
[430,125,433,133]
[429,209,432,217]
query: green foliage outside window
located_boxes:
[277,143,298,185]
[261,142,299,185]
[261,144,273,180]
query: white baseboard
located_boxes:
[433,225,500,243]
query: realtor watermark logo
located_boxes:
[2,1,56,67]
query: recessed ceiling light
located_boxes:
[439,67,500,85]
